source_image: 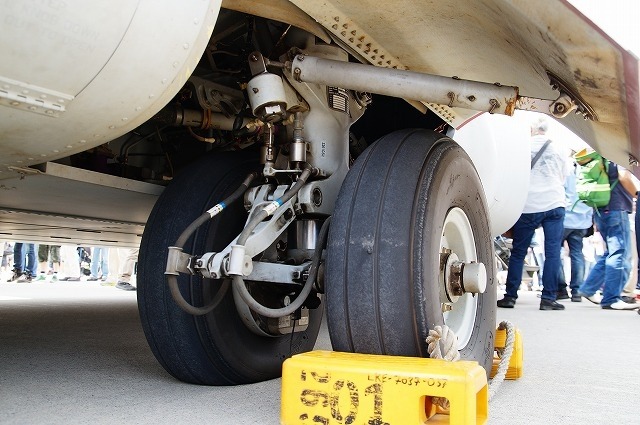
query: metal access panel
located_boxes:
[0,162,163,247]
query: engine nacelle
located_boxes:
[0,0,222,173]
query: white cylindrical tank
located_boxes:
[453,113,531,236]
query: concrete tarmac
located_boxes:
[1,280,639,424]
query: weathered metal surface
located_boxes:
[291,0,639,167]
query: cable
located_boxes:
[166,172,258,316]
[233,216,330,318]
[236,166,313,246]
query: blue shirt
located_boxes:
[599,161,633,213]
[564,162,593,229]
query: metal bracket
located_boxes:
[196,184,299,279]
[248,51,269,76]
[165,246,196,276]
[245,261,311,285]
[188,76,244,116]
[0,76,74,118]
[514,72,596,120]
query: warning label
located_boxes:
[327,87,349,114]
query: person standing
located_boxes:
[557,158,593,302]
[1,242,14,275]
[578,157,639,310]
[88,247,109,281]
[116,248,138,291]
[620,206,638,303]
[36,244,61,282]
[497,117,567,310]
[7,242,37,282]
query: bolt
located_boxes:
[468,95,476,102]
[250,54,258,62]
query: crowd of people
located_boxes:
[0,244,138,291]
[497,117,640,311]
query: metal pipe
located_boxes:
[291,55,519,116]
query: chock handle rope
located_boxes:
[426,320,515,404]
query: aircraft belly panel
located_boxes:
[292,0,639,167]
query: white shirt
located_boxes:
[522,135,567,213]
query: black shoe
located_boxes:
[6,269,21,282]
[497,296,516,308]
[620,296,637,304]
[540,299,565,310]
[571,295,582,302]
[115,281,136,291]
[556,292,570,300]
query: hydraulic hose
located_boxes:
[236,166,314,246]
[233,216,330,318]
[166,172,258,316]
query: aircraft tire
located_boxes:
[137,151,322,385]
[326,129,496,376]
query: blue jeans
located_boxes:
[505,207,565,301]
[558,228,588,296]
[13,243,37,276]
[579,210,631,306]
[636,211,640,289]
[90,247,109,278]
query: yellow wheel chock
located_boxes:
[281,350,488,424]
[490,327,523,380]
[281,325,523,424]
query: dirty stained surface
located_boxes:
[290,0,636,164]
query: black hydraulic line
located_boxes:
[233,216,330,318]
[236,166,313,246]
[166,172,258,316]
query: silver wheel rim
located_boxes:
[439,207,478,349]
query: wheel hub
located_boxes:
[439,252,487,303]
[439,207,487,348]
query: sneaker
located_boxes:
[556,291,570,300]
[36,273,47,281]
[86,276,99,281]
[579,292,602,305]
[17,273,32,283]
[6,269,21,282]
[115,281,136,291]
[620,296,637,304]
[497,296,516,308]
[602,300,640,310]
[540,299,565,310]
[571,295,582,302]
[51,273,58,283]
